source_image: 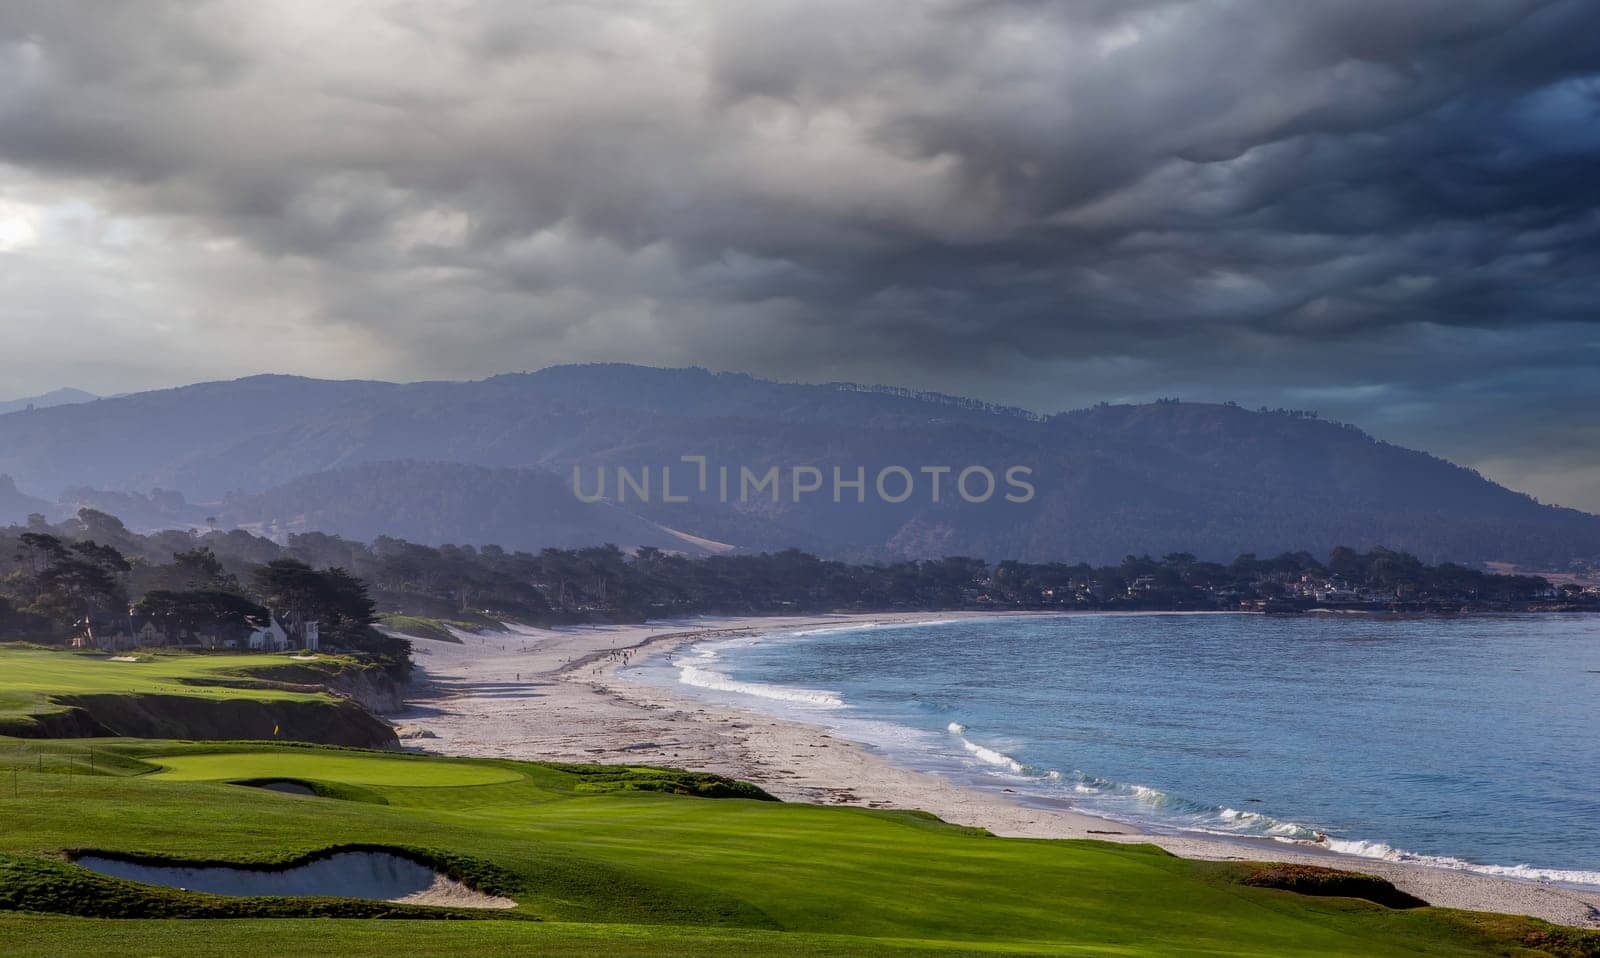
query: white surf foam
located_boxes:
[958,738,1027,774]
[926,731,1600,888]
[1064,775,1600,888]
[665,617,982,713]
[1316,838,1600,887]
[677,664,845,708]
[942,725,1031,775]
[673,639,844,708]
[780,617,970,639]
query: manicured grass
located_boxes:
[0,646,395,746]
[377,615,479,643]
[0,918,1072,957]
[0,647,329,721]
[148,751,525,787]
[1,739,1594,956]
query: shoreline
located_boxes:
[393,611,1600,929]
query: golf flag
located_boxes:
[273,724,279,737]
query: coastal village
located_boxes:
[71,610,320,654]
[1107,571,1596,613]
[5,511,1595,660]
[967,551,1597,615]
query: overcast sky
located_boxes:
[1,1,1598,509]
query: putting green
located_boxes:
[148,752,524,787]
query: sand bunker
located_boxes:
[250,780,318,796]
[74,850,516,909]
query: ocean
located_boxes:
[626,612,1600,887]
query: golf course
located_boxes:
[0,737,1595,955]
[0,647,397,747]
[1,645,1597,956]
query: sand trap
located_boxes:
[108,656,141,662]
[74,850,516,909]
[289,654,319,661]
[250,780,318,796]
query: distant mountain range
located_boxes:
[0,365,1596,566]
[0,475,53,521]
[0,387,97,417]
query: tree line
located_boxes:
[2,509,1580,666]
[0,510,407,673]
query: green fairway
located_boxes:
[0,917,1170,957]
[148,751,525,786]
[0,646,397,747]
[0,648,325,719]
[376,615,476,643]
[1,740,1594,956]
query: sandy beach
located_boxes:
[393,612,1600,928]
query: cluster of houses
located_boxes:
[72,611,320,653]
[995,570,1582,612]
[1287,576,1394,605]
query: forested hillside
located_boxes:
[1,366,1596,566]
[0,510,1576,654]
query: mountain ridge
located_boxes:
[0,387,98,418]
[0,365,1594,566]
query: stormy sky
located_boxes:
[1,1,1598,510]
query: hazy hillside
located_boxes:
[0,475,53,526]
[0,387,97,417]
[0,366,1595,565]
[219,461,722,555]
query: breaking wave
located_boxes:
[677,664,844,708]
[942,724,1600,888]
[783,618,969,638]
[674,640,844,709]
[957,736,1027,774]
[1317,839,1600,887]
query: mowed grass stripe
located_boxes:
[148,752,524,787]
[0,648,331,719]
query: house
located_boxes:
[133,618,167,647]
[73,605,321,654]
[191,630,235,650]
[73,613,172,651]
[247,617,290,652]
[1315,587,1362,605]
[247,616,321,652]
[71,614,125,650]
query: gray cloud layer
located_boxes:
[1,1,1598,508]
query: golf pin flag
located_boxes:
[273,724,280,737]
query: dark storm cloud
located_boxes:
[1,0,1599,506]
